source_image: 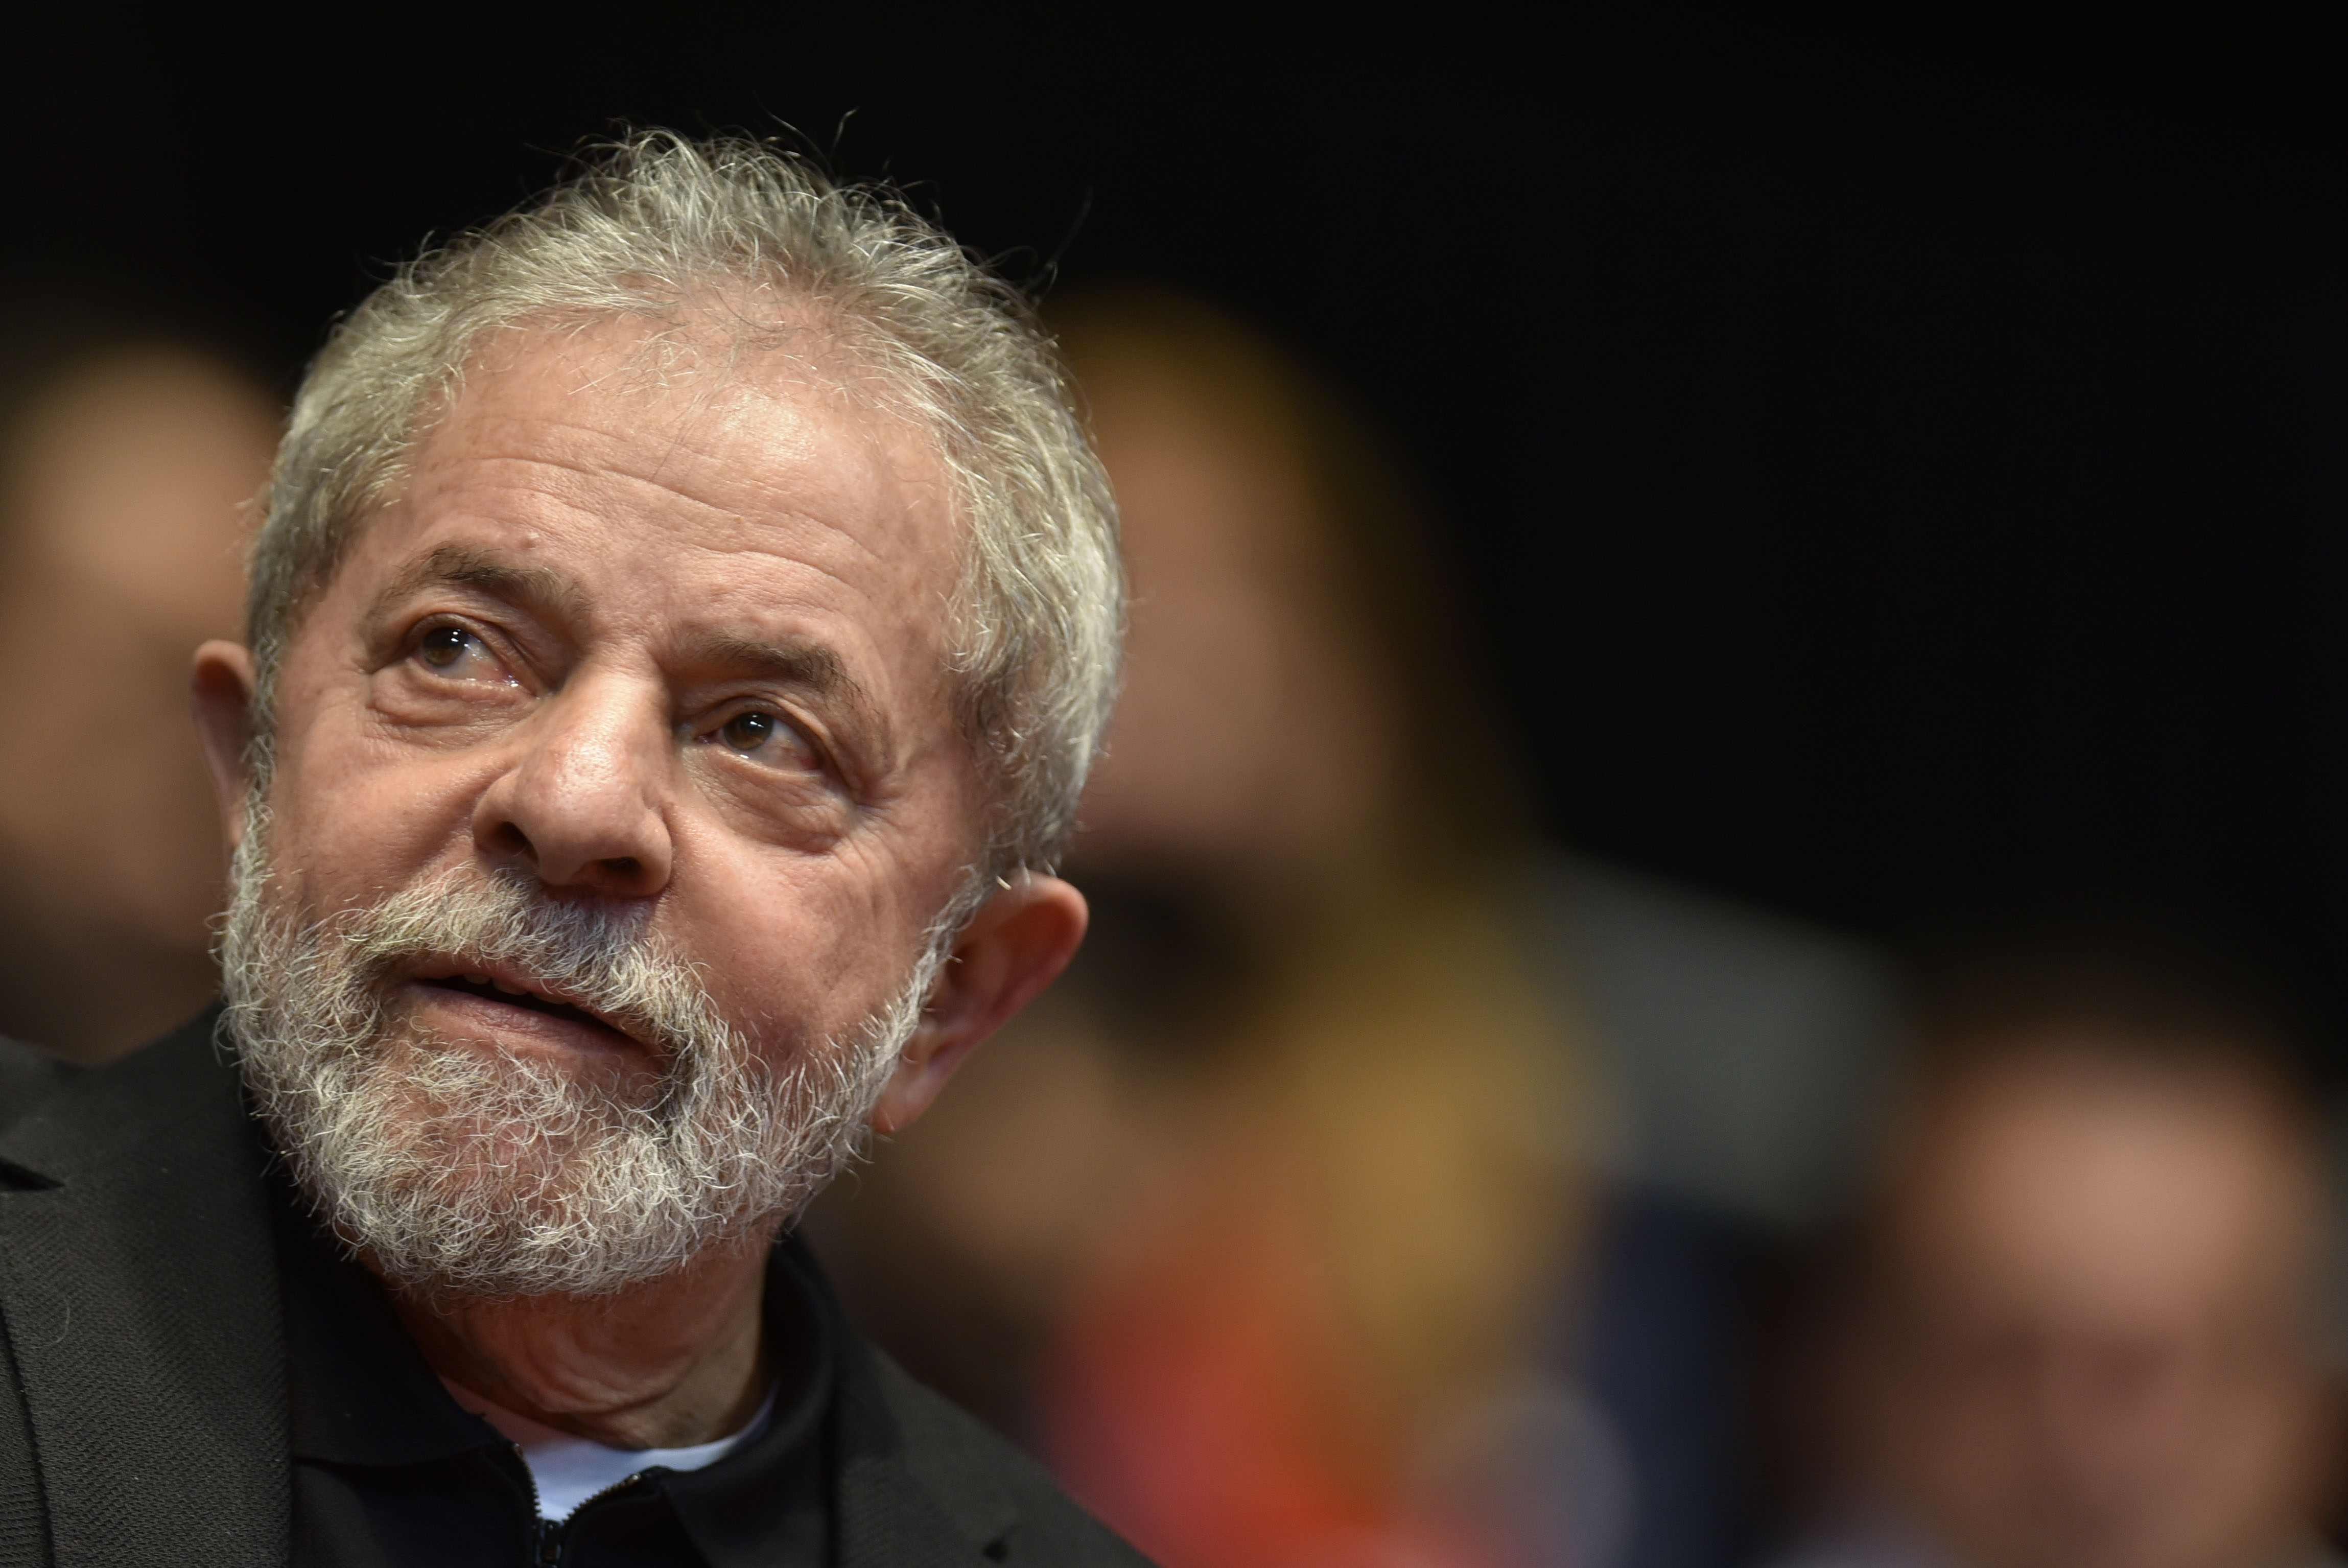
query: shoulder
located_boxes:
[848,1337,1155,1567]
[0,1036,80,1151]
[0,1008,242,1187]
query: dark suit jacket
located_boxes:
[0,1012,1151,1568]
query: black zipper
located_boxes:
[511,1443,561,1565]
[520,1446,665,1566]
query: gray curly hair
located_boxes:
[248,131,1122,884]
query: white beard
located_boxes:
[219,800,939,1299]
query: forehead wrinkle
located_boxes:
[443,408,922,570]
[715,429,940,569]
[431,329,948,565]
[689,526,899,606]
[602,347,950,556]
[434,426,772,524]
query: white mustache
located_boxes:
[334,864,737,1088]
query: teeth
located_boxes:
[492,978,526,996]
[465,973,488,986]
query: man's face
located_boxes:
[1063,341,1391,882]
[1857,1052,2334,1568]
[0,349,273,948]
[260,317,983,1088]
[209,316,1009,1292]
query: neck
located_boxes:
[382,1233,776,1449]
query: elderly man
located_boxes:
[0,134,1141,1568]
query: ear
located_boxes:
[868,873,1089,1136]
[191,640,260,849]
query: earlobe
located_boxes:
[868,874,1090,1136]
[190,640,260,848]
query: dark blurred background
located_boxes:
[15,16,2348,1568]
[9,13,2346,1057]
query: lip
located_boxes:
[402,956,652,1064]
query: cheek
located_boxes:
[266,685,497,911]
[666,828,946,1046]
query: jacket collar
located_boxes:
[0,1007,290,1568]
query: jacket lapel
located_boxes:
[830,1334,1017,1568]
[0,1011,288,1568]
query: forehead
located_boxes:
[354,315,962,656]
[413,314,946,546]
[1898,1057,2318,1313]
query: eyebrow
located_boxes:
[682,631,852,694]
[368,543,585,627]
[679,630,887,750]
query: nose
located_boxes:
[472,670,674,899]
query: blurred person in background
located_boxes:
[0,297,277,1058]
[812,286,1895,1568]
[1776,913,2341,1568]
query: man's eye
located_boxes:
[419,627,468,667]
[708,709,819,770]
[721,712,776,752]
[414,625,498,677]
